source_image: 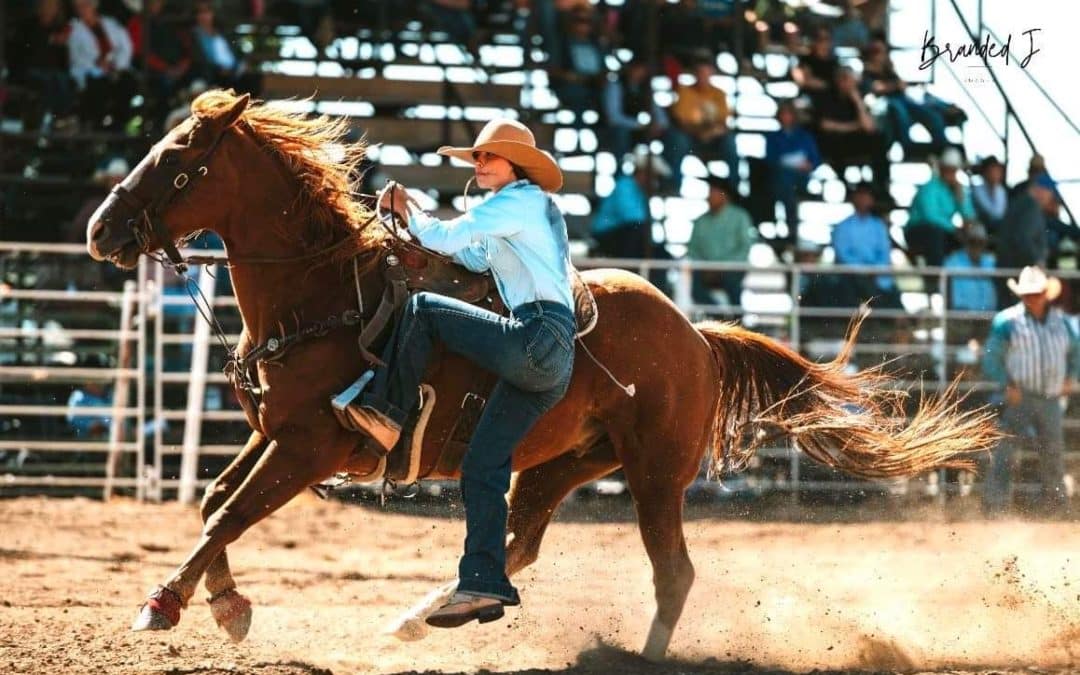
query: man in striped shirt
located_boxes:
[982,266,1079,516]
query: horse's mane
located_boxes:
[191,90,386,266]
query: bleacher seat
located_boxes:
[354,117,555,150]
[262,73,522,109]
[385,163,593,197]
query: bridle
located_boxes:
[105,117,423,397]
[109,119,383,275]
[108,120,233,275]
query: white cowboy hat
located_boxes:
[1007,265,1062,299]
[938,147,965,169]
[437,118,563,192]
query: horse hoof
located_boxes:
[641,618,673,662]
[208,588,253,643]
[132,586,182,632]
[386,579,455,642]
[386,616,430,642]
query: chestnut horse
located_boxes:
[87,91,996,660]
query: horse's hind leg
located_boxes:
[387,446,620,641]
[132,426,350,633]
[505,445,620,576]
[614,428,701,662]
[199,430,268,642]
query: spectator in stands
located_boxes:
[273,0,335,53]
[687,178,756,306]
[860,38,947,155]
[654,0,713,67]
[1009,153,1049,198]
[128,0,193,125]
[10,0,76,130]
[670,57,740,184]
[590,149,667,259]
[69,0,136,130]
[814,66,890,197]
[982,266,1077,517]
[996,174,1059,273]
[67,380,112,439]
[831,0,870,49]
[1003,155,1074,267]
[601,59,681,190]
[972,156,1008,236]
[794,239,842,308]
[748,0,801,55]
[792,27,838,110]
[423,0,479,54]
[590,150,674,293]
[904,147,974,268]
[831,182,901,308]
[191,1,263,96]
[532,0,590,64]
[765,100,821,247]
[943,223,996,312]
[549,5,607,122]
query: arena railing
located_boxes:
[0,242,149,500]
[4,241,1075,505]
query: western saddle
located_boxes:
[335,236,597,484]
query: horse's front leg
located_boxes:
[132,425,352,632]
[199,430,269,642]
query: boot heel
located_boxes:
[476,604,505,624]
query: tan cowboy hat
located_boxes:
[1007,265,1062,300]
[437,118,563,192]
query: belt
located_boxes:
[512,300,573,317]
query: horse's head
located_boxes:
[87,91,250,269]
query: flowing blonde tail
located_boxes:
[695,313,1001,479]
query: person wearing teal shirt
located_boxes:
[344,119,576,628]
[687,178,755,305]
[904,148,975,268]
[943,224,996,312]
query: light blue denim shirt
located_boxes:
[407,179,574,312]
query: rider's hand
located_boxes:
[379,183,411,223]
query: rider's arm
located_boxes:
[408,189,524,256]
[451,243,490,273]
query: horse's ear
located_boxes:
[218,93,250,129]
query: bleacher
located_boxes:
[1,2,1076,504]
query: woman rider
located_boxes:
[343,118,576,628]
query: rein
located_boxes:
[132,168,415,411]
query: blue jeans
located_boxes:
[362,293,575,601]
[983,394,1068,516]
[771,166,810,243]
[885,94,947,152]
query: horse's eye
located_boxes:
[161,154,179,167]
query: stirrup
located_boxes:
[331,370,376,431]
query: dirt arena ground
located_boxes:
[0,494,1077,675]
